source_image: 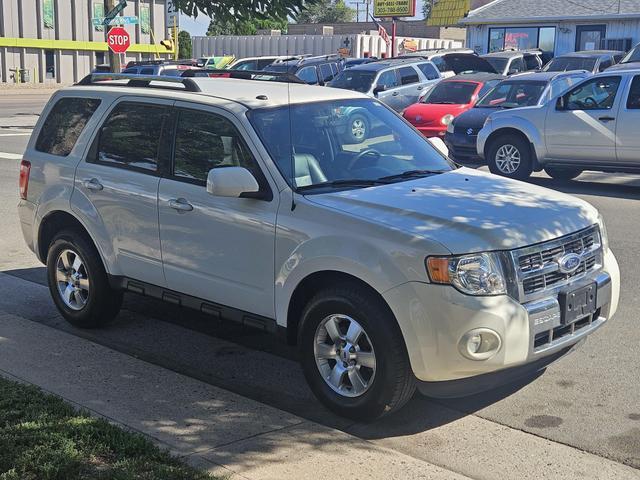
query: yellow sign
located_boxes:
[373,0,416,18]
[426,0,470,26]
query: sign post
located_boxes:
[107,26,131,54]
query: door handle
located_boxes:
[83,178,103,191]
[168,198,193,212]
[417,86,424,91]
[392,91,399,96]
[598,116,615,122]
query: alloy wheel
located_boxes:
[495,144,521,174]
[351,118,366,140]
[55,249,90,311]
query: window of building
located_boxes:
[95,52,105,65]
[489,27,556,56]
[93,2,104,32]
[45,50,55,79]
[399,66,419,85]
[140,4,151,34]
[36,98,101,156]
[43,0,55,29]
[173,109,259,184]
[96,102,168,172]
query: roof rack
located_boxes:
[75,73,201,92]
[182,69,306,84]
[294,54,342,65]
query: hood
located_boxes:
[442,54,498,74]
[307,168,598,254]
[403,103,471,126]
[451,107,495,130]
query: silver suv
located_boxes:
[19,73,620,420]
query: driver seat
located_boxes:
[294,153,327,187]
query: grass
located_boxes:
[0,376,216,480]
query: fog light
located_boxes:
[459,328,502,360]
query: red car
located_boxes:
[403,73,504,138]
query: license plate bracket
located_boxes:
[559,282,597,325]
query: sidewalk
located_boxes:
[0,312,470,480]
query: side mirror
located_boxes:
[206,166,260,198]
[373,85,386,95]
[556,96,566,110]
[508,68,519,75]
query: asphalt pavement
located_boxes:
[1,92,639,478]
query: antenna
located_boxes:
[287,46,297,211]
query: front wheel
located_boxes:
[487,134,533,180]
[347,114,369,144]
[544,166,582,181]
[299,284,415,420]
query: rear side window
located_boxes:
[95,102,168,172]
[319,64,334,83]
[140,67,155,75]
[36,97,101,156]
[416,62,439,80]
[399,66,419,85]
[598,58,612,72]
[297,66,319,85]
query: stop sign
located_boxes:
[107,27,130,54]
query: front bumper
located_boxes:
[444,131,483,164]
[414,125,446,138]
[383,248,620,386]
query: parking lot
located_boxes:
[1,91,639,479]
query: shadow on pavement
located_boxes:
[529,175,640,201]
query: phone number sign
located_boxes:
[373,0,416,18]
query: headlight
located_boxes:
[441,114,455,126]
[597,213,609,251]
[426,253,506,296]
[446,121,455,134]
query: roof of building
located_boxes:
[461,0,640,24]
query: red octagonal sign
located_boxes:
[107,26,130,54]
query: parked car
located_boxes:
[478,69,640,180]
[481,50,543,76]
[328,58,442,112]
[543,50,624,74]
[122,60,197,77]
[445,71,589,164]
[195,56,236,69]
[402,73,505,137]
[343,57,378,69]
[227,55,306,71]
[606,43,640,71]
[21,72,619,421]
[263,54,344,85]
[400,49,497,77]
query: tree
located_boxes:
[173,0,312,24]
[178,30,192,59]
[207,17,288,36]
[295,0,355,23]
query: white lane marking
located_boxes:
[0,152,23,160]
[0,133,31,136]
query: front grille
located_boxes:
[534,308,601,351]
[454,126,478,136]
[512,226,602,300]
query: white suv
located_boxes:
[18,73,620,420]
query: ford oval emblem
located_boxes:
[558,253,581,274]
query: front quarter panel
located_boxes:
[479,108,547,161]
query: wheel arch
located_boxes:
[484,127,541,170]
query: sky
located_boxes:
[178,0,428,37]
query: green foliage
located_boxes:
[207,17,288,36]
[173,0,312,24]
[0,377,215,480]
[295,0,356,23]
[178,30,192,59]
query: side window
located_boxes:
[319,63,334,83]
[477,80,500,99]
[330,63,339,76]
[565,76,621,110]
[550,77,572,98]
[296,66,319,85]
[377,70,399,89]
[626,76,640,109]
[416,62,439,80]
[524,55,540,70]
[36,97,101,156]
[431,56,447,72]
[173,109,259,184]
[510,57,525,73]
[140,67,154,75]
[598,58,612,72]
[399,66,420,85]
[96,102,168,172]
[122,67,138,74]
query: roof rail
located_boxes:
[75,73,201,92]
[182,69,306,84]
[298,53,342,65]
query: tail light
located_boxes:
[19,160,31,200]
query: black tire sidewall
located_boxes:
[488,135,533,180]
[544,166,582,181]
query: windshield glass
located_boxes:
[544,57,597,72]
[327,70,376,93]
[248,99,453,191]
[621,46,640,63]
[422,81,478,104]
[484,57,508,73]
[476,80,546,108]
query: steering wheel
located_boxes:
[348,149,381,171]
[583,97,597,108]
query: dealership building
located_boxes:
[0,0,175,84]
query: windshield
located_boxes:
[621,46,640,63]
[484,57,508,73]
[248,99,454,192]
[544,57,597,72]
[476,80,547,108]
[327,70,376,93]
[422,81,478,104]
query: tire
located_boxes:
[298,283,415,421]
[487,134,533,180]
[46,229,122,328]
[544,166,582,181]
[347,114,369,144]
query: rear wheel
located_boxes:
[544,166,582,181]
[299,284,415,420]
[347,114,369,144]
[46,230,122,328]
[487,134,533,180]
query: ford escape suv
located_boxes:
[18,73,620,420]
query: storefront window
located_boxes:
[43,0,55,29]
[140,4,151,34]
[489,29,505,53]
[93,3,104,32]
[489,27,556,56]
[539,27,556,54]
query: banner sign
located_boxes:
[373,0,416,18]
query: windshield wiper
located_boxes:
[378,169,446,181]
[296,178,391,192]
